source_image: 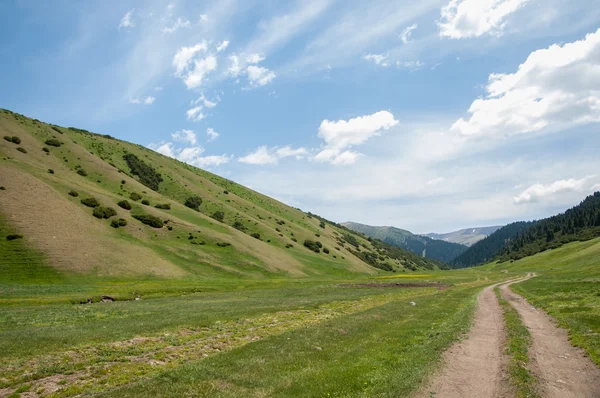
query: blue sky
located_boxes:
[1,0,600,233]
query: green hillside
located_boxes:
[0,109,441,283]
[342,221,467,263]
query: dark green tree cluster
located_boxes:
[451,222,535,268]
[184,196,202,211]
[132,214,163,228]
[498,191,600,261]
[123,153,163,191]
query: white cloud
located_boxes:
[363,53,389,67]
[216,40,230,52]
[119,9,135,30]
[439,0,530,39]
[199,14,208,22]
[171,129,197,145]
[451,28,600,138]
[246,65,276,87]
[173,42,208,76]
[192,93,219,108]
[239,145,308,165]
[397,60,424,70]
[129,96,155,105]
[207,128,220,142]
[514,177,592,204]
[400,24,418,43]
[148,141,230,169]
[186,106,205,122]
[162,17,190,33]
[246,53,265,64]
[228,54,242,76]
[184,55,217,89]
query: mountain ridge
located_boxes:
[423,226,502,247]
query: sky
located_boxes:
[1,0,600,234]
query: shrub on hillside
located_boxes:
[4,136,21,144]
[123,153,163,191]
[81,197,100,207]
[42,147,50,153]
[76,169,87,176]
[323,248,330,254]
[319,221,326,229]
[232,221,247,231]
[110,219,120,228]
[68,190,79,197]
[184,196,203,211]
[118,218,127,226]
[129,192,142,201]
[16,147,27,153]
[211,211,225,222]
[6,234,23,241]
[216,242,231,247]
[51,126,63,134]
[303,239,321,253]
[110,218,128,228]
[3,136,11,143]
[0,186,5,190]
[44,138,62,147]
[93,206,117,219]
[251,232,261,240]
[48,169,54,174]
[132,214,163,228]
[141,199,150,206]
[117,200,132,210]
[155,203,171,210]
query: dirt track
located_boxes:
[416,276,600,397]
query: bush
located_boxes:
[110,218,128,228]
[4,136,21,144]
[232,221,247,231]
[319,221,326,229]
[132,214,163,228]
[323,248,330,254]
[129,192,142,201]
[0,186,5,190]
[251,232,261,240]
[93,206,117,219]
[216,242,231,247]
[3,136,11,142]
[110,219,120,228]
[48,169,54,174]
[118,218,127,226]
[51,126,63,134]
[121,180,126,185]
[6,234,23,241]
[117,200,132,210]
[167,226,173,231]
[45,138,62,147]
[155,203,171,210]
[42,147,50,153]
[123,153,163,191]
[303,240,321,253]
[68,190,79,197]
[76,169,87,176]
[81,197,100,207]
[141,199,150,206]
[291,237,298,242]
[16,147,27,153]
[184,196,203,211]
[211,211,225,222]
[223,190,229,194]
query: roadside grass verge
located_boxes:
[495,287,540,398]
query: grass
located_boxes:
[495,287,540,398]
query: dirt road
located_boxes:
[416,276,600,397]
[500,280,600,398]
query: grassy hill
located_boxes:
[424,226,502,247]
[0,109,441,284]
[342,221,467,263]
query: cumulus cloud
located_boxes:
[199,14,208,22]
[172,42,218,89]
[400,24,418,43]
[162,17,190,33]
[246,65,276,87]
[514,177,593,204]
[148,139,230,169]
[186,106,205,122]
[216,40,230,52]
[129,96,155,105]
[171,129,197,145]
[239,145,308,165]
[397,60,424,70]
[439,0,530,39]
[119,9,135,30]
[206,128,219,142]
[185,94,219,122]
[362,53,389,67]
[315,111,399,165]
[450,28,600,138]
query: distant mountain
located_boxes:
[451,222,535,268]
[424,226,502,247]
[341,222,467,264]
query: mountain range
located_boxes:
[423,226,502,247]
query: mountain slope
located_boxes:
[451,222,535,268]
[497,192,600,261]
[424,226,502,247]
[342,221,467,263]
[0,109,442,281]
